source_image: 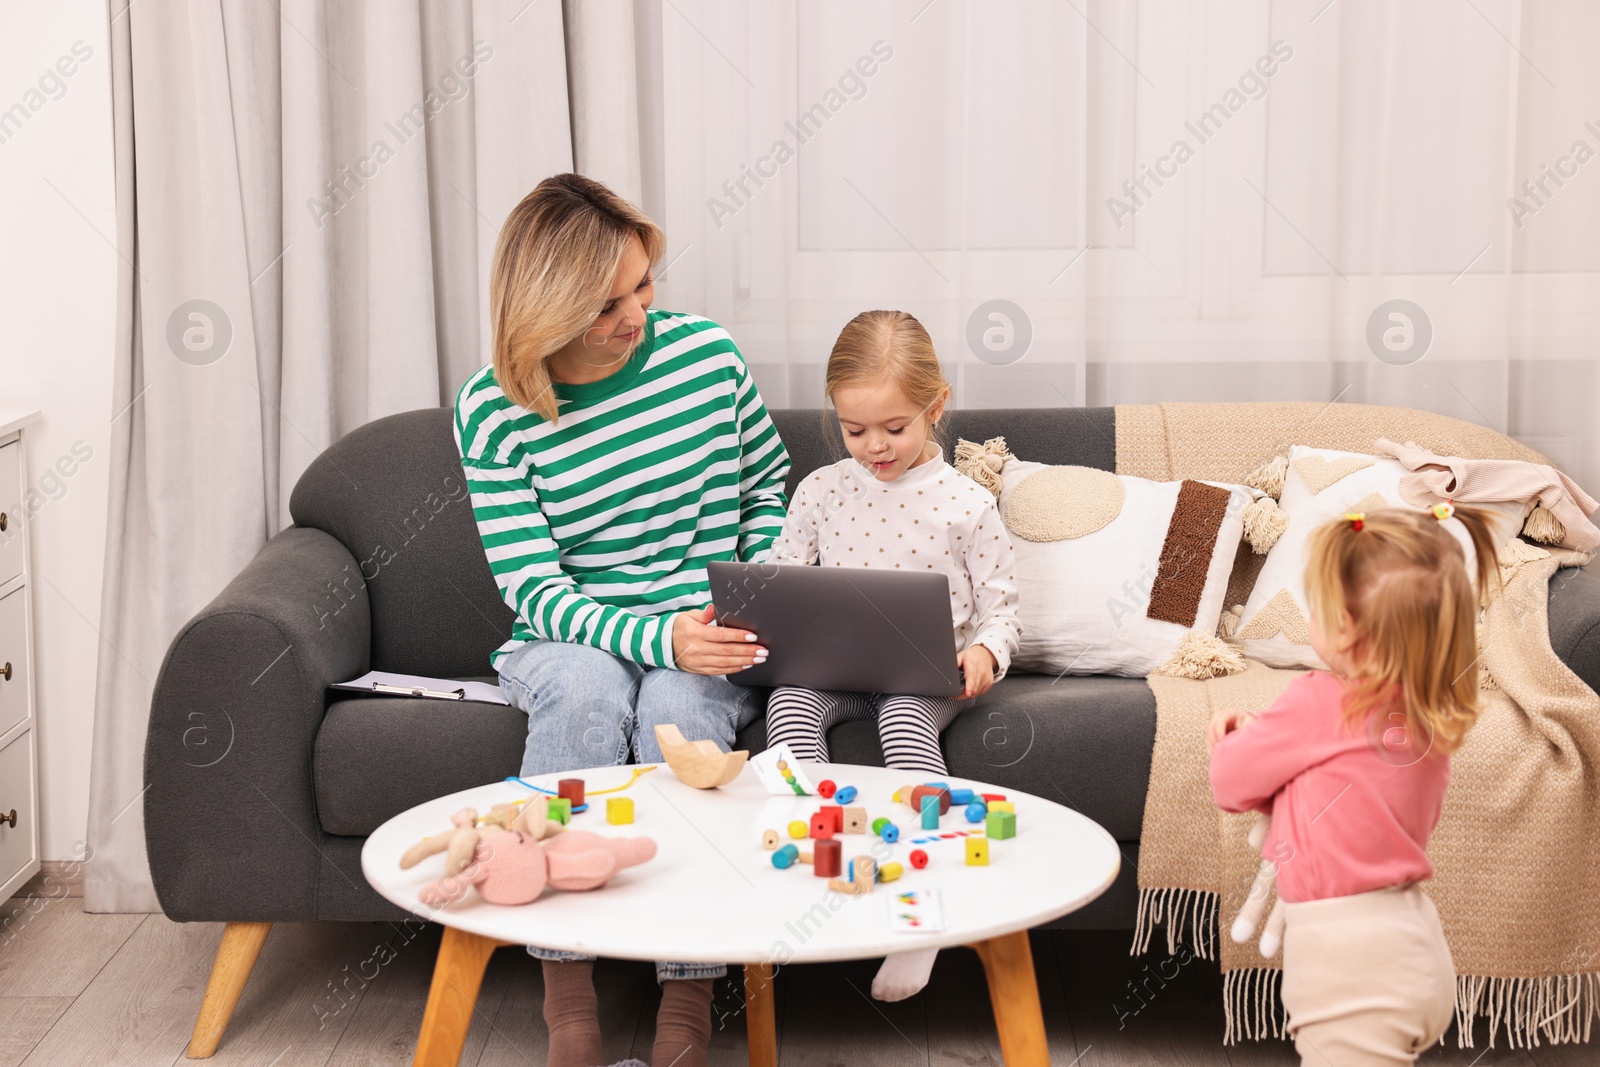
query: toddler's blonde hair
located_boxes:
[824,310,950,446]
[490,174,664,423]
[1303,506,1500,754]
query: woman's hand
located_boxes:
[671,604,768,675]
[1206,707,1252,751]
[957,644,998,699]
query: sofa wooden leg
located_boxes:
[187,921,272,1058]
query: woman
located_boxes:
[453,173,788,1067]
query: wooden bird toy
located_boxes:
[653,723,748,788]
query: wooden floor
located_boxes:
[0,898,1590,1066]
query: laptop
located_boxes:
[706,561,964,697]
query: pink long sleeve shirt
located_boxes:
[1208,671,1450,903]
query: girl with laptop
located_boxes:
[766,309,1022,1001]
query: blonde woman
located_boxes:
[454,174,789,1067]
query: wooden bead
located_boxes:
[910,785,951,816]
[761,829,780,850]
[834,785,858,805]
[920,795,940,830]
[948,788,974,805]
[817,779,837,798]
[877,862,904,883]
[788,820,808,839]
[842,807,867,835]
[871,817,890,836]
[964,800,988,823]
[879,822,900,844]
[851,856,877,893]
[606,797,634,825]
[909,849,929,869]
[772,844,799,869]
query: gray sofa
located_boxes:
[146,405,1600,936]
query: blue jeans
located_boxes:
[498,638,763,982]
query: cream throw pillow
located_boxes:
[1234,445,1530,669]
[992,457,1262,679]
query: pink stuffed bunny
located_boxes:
[401,797,657,908]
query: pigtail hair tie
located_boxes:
[1344,511,1365,532]
[1432,500,1455,521]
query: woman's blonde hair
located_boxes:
[824,310,951,447]
[490,174,665,423]
[1303,505,1501,755]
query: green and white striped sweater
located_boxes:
[453,310,790,671]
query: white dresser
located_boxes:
[0,410,41,901]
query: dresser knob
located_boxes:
[0,810,15,829]
[0,663,9,681]
[0,512,7,531]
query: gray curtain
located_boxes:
[86,0,598,911]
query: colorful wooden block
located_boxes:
[834,785,858,805]
[813,838,842,877]
[988,800,1015,814]
[798,851,813,864]
[986,811,1017,840]
[877,862,904,883]
[909,849,929,869]
[558,779,586,808]
[809,812,835,839]
[966,837,989,866]
[817,779,837,798]
[788,820,808,839]
[824,806,843,832]
[761,828,780,850]
[948,788,974,805]
[547,798,572,824]
[871,817,890,836]
[828,877,865,895]
[964,800,988,823]
[606,797,634,825]
[850,856,877,892]
[980,793,1007,803]
[910,785,951,816]
[842,807,867,834]
[772,844,799,869]
[920,795,940,830]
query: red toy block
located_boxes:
[809,811,835,839]
[909,849,929,869]
[558,779,585,807]
[980,793,1007,803]
[814,838,842,877]
[824,806,843,833]
[817,779,837,798]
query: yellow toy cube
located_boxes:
[606,797,634,825]
[966,836,989,866]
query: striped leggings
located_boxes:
[764,687,964,774]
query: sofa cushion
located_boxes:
[314,672,1155,840]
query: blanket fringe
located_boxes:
[1135,889,1600,1048]
[1131,885,1217,961]
[1223,967,1286,1044]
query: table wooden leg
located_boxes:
[187,921,272,1058]
[972,931,1049,1066]
[412,927,507,1067]
[745,962,778,1067]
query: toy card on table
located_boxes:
[748,743,818,796]
[888,888,945,933]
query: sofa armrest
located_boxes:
[145,526,370,922]
[1549,562,1600,696]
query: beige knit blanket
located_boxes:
[1117,404,1600,1048]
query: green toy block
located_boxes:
[547,797,572,824]
[986,810,1016,840]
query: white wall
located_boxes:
[0,1,116,862]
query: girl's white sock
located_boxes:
[871,948,938,1001]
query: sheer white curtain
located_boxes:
[654,0,1600,491]
[87,0,580,911]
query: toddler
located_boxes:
[766,309,1021,1000]
[1208,505,1499,1064]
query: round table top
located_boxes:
[360,761,1121,965]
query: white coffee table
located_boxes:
[361,761,1120,1066]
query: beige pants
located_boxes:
[1280,886,1456,1066]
